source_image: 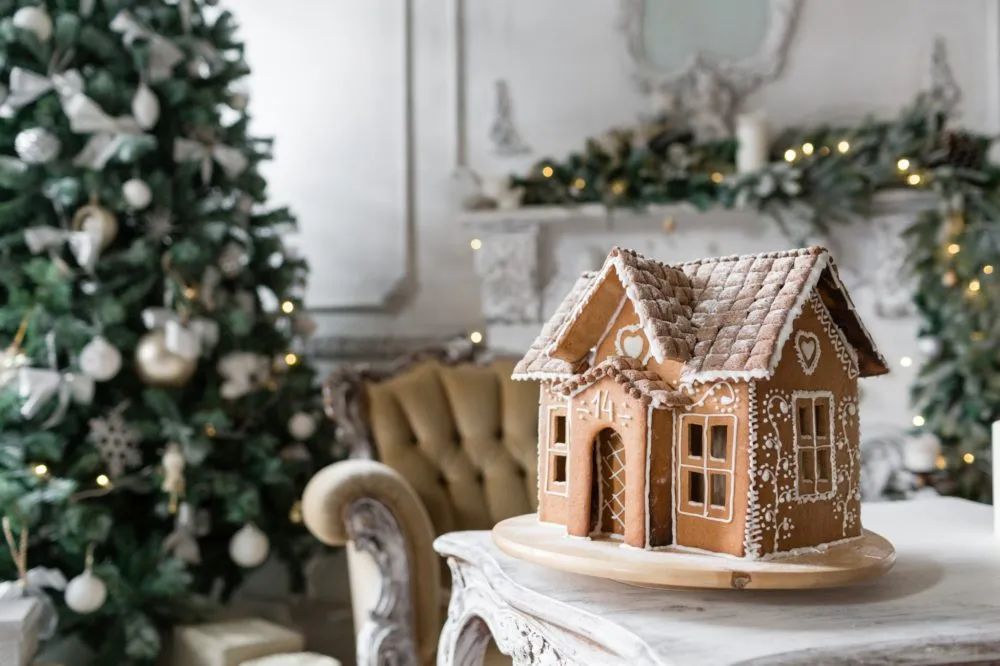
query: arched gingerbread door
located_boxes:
[592,427,626,537]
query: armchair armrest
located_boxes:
[302,460,440,666]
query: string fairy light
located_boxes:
[837,140,851,153]
[801,142,815,156]
[470,238,483,251]
[783,149,797,162]
[912,415,926,427]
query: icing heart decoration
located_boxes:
[795,331,821,375]
[621,333,645,359]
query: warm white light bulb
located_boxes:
[912,415,926,427]
[469,331,483,344]
[899,356,913,368]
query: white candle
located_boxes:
[904,432,941,473]
[736,113,769,173]
[993,421,1000,536]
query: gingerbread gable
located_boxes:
[512,247,888,384]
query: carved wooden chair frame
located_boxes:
[319,339,502,666]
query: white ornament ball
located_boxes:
[917,336,941,356]
[65,571,107,614]
[15,127,60,164]
[13,6,53,42]
[80,336,122,382]
[229,523,270,568]
[131,84,160,130]
[288,412,317,440]
[122,178,153,210]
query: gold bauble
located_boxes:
[135,330,197,387]
[72,198,118,249]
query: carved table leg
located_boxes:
[438,557,569,666]
[347,498,419,666]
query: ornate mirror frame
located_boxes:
[619,0,802,137]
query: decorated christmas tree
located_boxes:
[0,0,335,661]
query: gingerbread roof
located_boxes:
[512,246,888,383]
[552,356,692,409]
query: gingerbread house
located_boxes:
[512,246,889,559]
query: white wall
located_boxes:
[239,0,999,410]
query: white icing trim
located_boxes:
[809,293,859,380]
[649,533,864,560]
[681,368,771,383]
[743,382,761,559]
[758,534,864,560]
[512,370,574,382]
[790,390,837,503]
[615,323,648,361]
[793,330,821,375]
[676,414,737,523]
[592,294,628,366]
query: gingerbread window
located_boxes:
[546,411,569,495]
[678,414,735,521]
[793,392,835,498]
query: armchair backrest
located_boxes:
[325,350,539,536]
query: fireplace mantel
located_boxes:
[463,190,938,334]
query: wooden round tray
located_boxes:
[492,514,895,590]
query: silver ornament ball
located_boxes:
[123,178,153,210]
[288,412,317,440]
[80,336,122,382]
[65,571,107,614]
[12,6,53,42]
[135,330,198,387]
[229,523,270,568]
[15,127,61,164]
[228,92,248,111]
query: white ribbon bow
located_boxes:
[70,98,147,170]
[142,308,219,360]
[18,368,95,429]
[110,11,185,83]
[0,67,86,116]
[174,138,248,185]
[0,567,67,640]
[24,226,103,272]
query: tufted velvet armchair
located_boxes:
[301,347,539,666]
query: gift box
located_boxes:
[242,655,340,666]
[172,618,304,666]
[0,598,43,666]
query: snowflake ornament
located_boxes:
[88,403,143,478]
[145,209,177,242]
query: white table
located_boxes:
[435,497,1000,666]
